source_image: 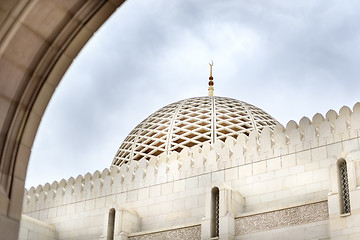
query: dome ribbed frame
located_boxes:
[112,96,278,166]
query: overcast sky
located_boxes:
[25,0,360,188]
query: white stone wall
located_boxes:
[19,214,58,240]
[21,102,360,239]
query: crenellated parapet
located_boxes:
[23,102,360,213]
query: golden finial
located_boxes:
[208,60,214,96]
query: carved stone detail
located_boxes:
[128,225,201,240]
[235,201,329,235]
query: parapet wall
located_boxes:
[23,102,360,213]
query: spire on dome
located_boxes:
[208,61,214,96]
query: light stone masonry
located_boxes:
[20,102,360,239]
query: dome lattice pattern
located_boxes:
[112,96,278,166]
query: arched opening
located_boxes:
[2,1,359,239]
[211,187,219,238]
[337,159,351,214]
[107,208,116,240]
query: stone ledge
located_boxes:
[128,223,200,240]
[236,199,328,219]
[21,214,56,231]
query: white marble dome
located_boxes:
[112,96,279,166]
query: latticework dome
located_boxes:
[112,96,279,166]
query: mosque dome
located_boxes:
[112,96,279,166]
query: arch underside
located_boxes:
[0,0,125,239]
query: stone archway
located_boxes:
[0,1,126,238]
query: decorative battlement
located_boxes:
[23,102,360,213]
